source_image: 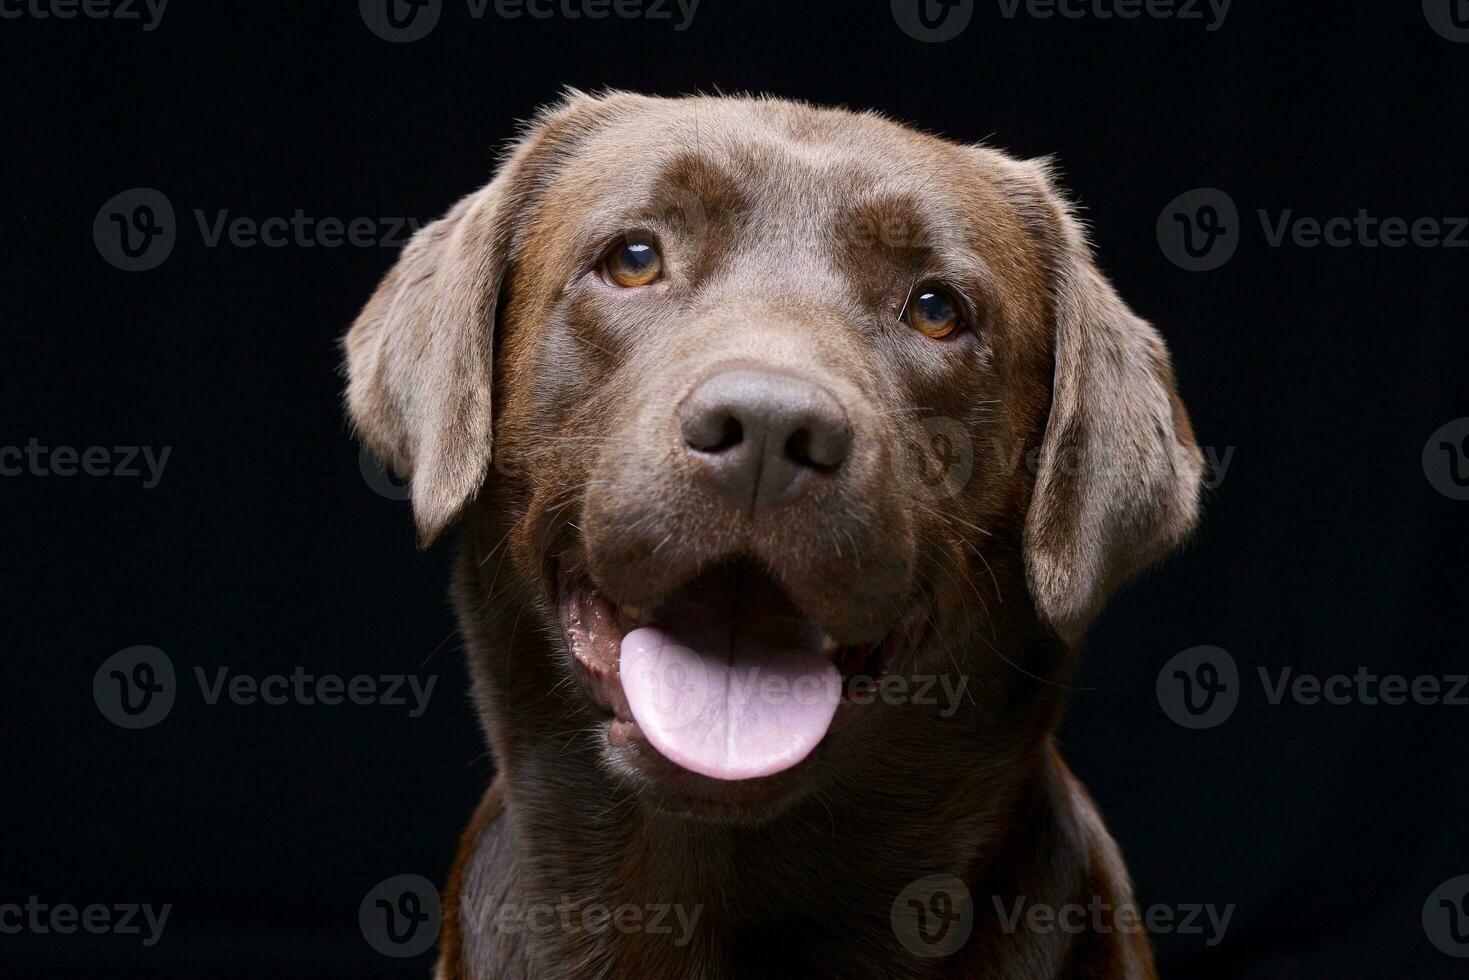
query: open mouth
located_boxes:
[559,559,918,783]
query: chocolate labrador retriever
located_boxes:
[344,90,1202,979]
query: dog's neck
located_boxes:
[461,728,1124,979]
[452,545,1146,978]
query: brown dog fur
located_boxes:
[344,90,1202,979]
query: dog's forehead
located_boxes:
[514,95,1047,326]
[562,97,997,232]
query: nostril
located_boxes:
[683,408,744,454]
[784,427,823,471]
[786,417,850,472]
[707,415,743,453]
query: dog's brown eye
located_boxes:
[605,239,663,287]
[905,285,963,339]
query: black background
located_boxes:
[3,1,1467,977]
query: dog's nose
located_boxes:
[678,368,851,509]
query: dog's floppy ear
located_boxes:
[343,184,504,547]
[343,92,615,546]
[1008,160,1204,644]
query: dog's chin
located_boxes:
[555,555,922,824]
[603,717,826,824]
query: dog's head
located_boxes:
[345,91,1201,819]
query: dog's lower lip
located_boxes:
[607,716,642,745]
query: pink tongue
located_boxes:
[620,625,841,781]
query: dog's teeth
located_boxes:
[821,633,840,653]
[620,603,644,624]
